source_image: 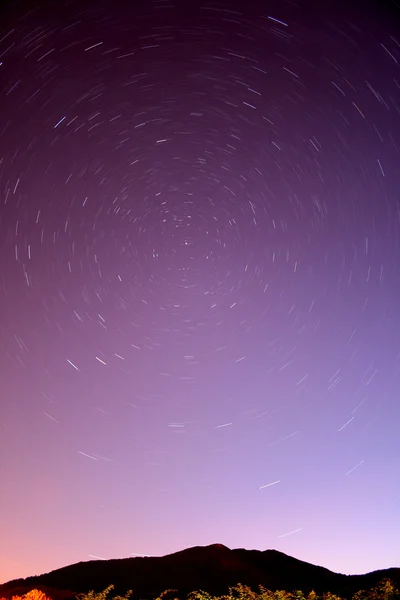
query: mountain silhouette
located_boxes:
[1,544,399,600]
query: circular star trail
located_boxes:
[0,0,399,582]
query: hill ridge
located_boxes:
[1,544,399,600]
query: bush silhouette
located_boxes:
[2,579,398,600]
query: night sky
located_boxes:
[1,0,399,584]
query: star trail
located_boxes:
[0,0,399,583]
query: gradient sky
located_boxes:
[1,0,400,585]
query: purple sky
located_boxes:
[1,0,399,585]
